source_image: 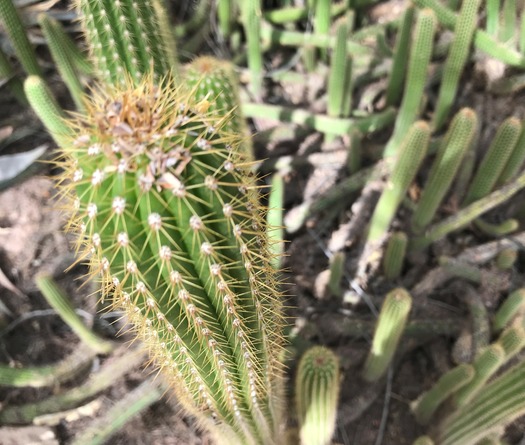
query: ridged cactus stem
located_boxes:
[493,289,525,333]
[413,437,434,445]
[497,325,525,359]
[382,231,407,280]
[362,288,412,382]
[486,0,500,36]
[75,0,172,85]
[412,108,477,232]
[411,364,474,425]
[500,0,516,44]
[0,0,42,76]
[383,9,436,158]
[327,22,352,120]
[431,0,481,131]
[295,346,340,445]
[37,77,284,444]
[497,122,525,184]
[314,0,331,61]
[437,359,525,445]
[241,0,264,99]
[368,121,430,242]
[463,117,522,205]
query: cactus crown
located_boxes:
[56,75,285,444]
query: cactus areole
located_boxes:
[59,77,285,445]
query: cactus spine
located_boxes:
[295,346,340,445]
[31,74,285,444]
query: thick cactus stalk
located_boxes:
[493,288,525,333]
[362,288,412,382]
[382,231,408,280]
[36,76,285,445]
[295,346,340,445]
[74,0,175,85]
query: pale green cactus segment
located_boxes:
[383,9,436,158]
[267,172,285,271]
[38,14,86,112]
[328,252,345,298]
[385,6,415,106]
[314,0,331,61]
[437,359,525,445]
[493,289,525,333]
[184,56,253,161]
[495,248,518,271]
[0,0,42,76]
[464,117,522,205]
[57,78,284,444]
[412,108,477,232]
[412,364,474,425]
[241,0,264,98]
[454,344,506,407]
[497,123,525,184]
[486,0,500,36]
[295,346,340,445]
[75,0,172,85]
[362,288,412,382]
[217,0,235,37]
[496,325,525,359]
[368,121,430,242]
[500,0,516,44]
[413,437,434,445]
[327,22,352,118]
[474,218,519,237]
[23,76,70,146]
[431,0,481,131]
[382,231,407,280]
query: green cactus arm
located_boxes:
[493,289,525,333]
[474,218,519,237]
[385,6,415,106]
[413,437,434,445]
[497,325,525,359]
[368,121,430,242]
[382,231,407,280]
[38,14,86,112]
[431,0,481,131]
[150,0,179,74]
[495,248,518,270]
[383,9,436,158]
[327,22,352,119]
[217,0,235,37]
[0,45,26,104]
[520,9,525,54]
[437,358,525,445]
[412,108,477,232]
[496,123,525,184]
[327,252,345,298]
[362,288,412,382]
[486,0,500,36]
[295,346,340,445]
[410,162,525,250]
[413,0,525,67]
[267,172,285,271]
[454,344,506,407]
[314,0,331,61]
[35,274,114,354]
[411,364,475,425]
[0,0,42,76]
[500,0,516,44]
[23,76,70,146]
[241,0,264,99]
[346,129,362,174]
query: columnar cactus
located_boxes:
[41,75,285,444]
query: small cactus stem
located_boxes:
[267,172,285,271]
[23,76,71,147]
[412,437,434,445]
[385,6,415,106]
[0,45,26,104]
[327,252,345,298]
[57,77,284,444]
[346,129,362,174]
[217,0,235,38]
[497,325,525,359]
[150,0,179,75]
[500,0,516,44]
[474,218,519,237]
[520,9,525,55]
[327,22,353,119]
[184,56,254,162]
[412,108,477,232]
[382,231,407,280]
[241,0,264,99]
[38,14,86,112]
[382,9,436,159]
[454,343,506,407]
[463,117,522,205]
[486,0,500,36]
[411,364,474,425]
[493,289,525,333]
[75,0,171,85]
[431,0,481,131]
[314,0,331,61]
[295,346,340,445]
[412,0,525,67]
[495,248,518,270]
[437,359,525,445]
[497,122,525,184]
[409,167,525,250]
[0,0,42,76]
[362,288,412,382]
[367,121,430,243]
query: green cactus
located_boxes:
[382,231,408,280]
[362,288,412,382]
[486,0,500,36]
[327,22,352,120]
[0,45,26,104]
[493,288,525,333]
[413,437,434,445]
[241,0,264,98]
[497,325,525,359]
[26,73,285,444]
[411,363,475,425]
[295,346,340,445]
[497,123,525,184]
[463,117,522,205]
[412,108,477,232]
[495,248,518,270]
[74,0,176,85]
[431,0,481,131]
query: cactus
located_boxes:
[493,288,525,333]
[26,72,286,444]
[241,0,264,98]
[295,346,340,445]
[413,437,434,445]
[327,22,352,120]
[495,248,518,270]
[362,288,412,382]
[382,231,408,280]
